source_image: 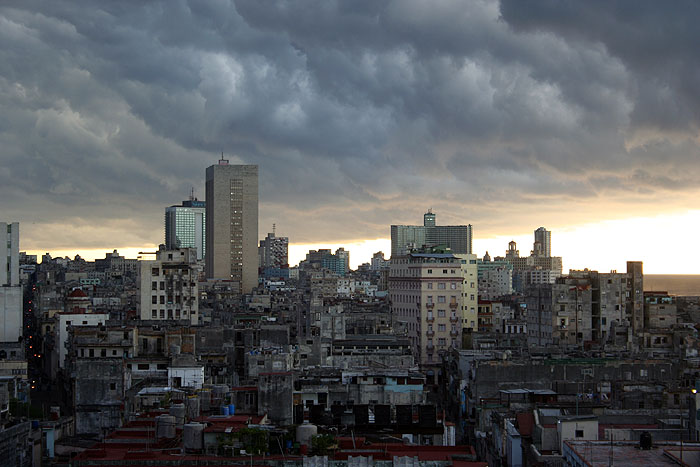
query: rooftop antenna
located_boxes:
[219,151,229,165]
[189,186,195,202]
[273,223,276,236]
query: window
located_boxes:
[101,349,106,357]
[110,383,116,390]
[450,283,456,289]
[89,349,94,357]
[427,283,433,289]
[137,363,150,370]
[151,281,157,291]
[152,296,158,304]
[438,324,446,331]
[438,309,446,317]
[443,269,447,274]
[152,268,159,276]
[575,430,584,438]
[438,296,446,303]
[438,282,446,290]
[427,269,433,274]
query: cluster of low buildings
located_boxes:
[0,162,699,466]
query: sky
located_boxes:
[2,1,700,274]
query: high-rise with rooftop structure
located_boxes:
[205,158,258,294]
[391,210,472,257]
[165,195,206,261]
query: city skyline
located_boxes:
[3,1,700,274]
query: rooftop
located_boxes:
[565,440,700,466]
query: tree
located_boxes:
[311,434,336,455]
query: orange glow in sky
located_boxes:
[25,210,700,275]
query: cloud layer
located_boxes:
[1,0,698,255]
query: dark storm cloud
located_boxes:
[1,0,698,252]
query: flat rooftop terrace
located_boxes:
[565,440,700,466]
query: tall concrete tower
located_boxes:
[205,159,258,294]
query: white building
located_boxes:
[0,222,21,343]
[57,312,109,368]
[139,248,200,325]
[370,251,390,271]
[168,357,204,389]
[557,416,598,452]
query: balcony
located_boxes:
[449,301,458,309]
[450,315,459,323]
[426,343,434,350]
[426,315,435,323]
[450,330,459,337]
[427,330,435,337]
[426,302,435,309]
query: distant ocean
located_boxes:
[644,274,700,296]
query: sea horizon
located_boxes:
[644,274,700,296]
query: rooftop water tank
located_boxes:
[296,423,317,446]
[156,415,176,439]
[169,403,186,427]
[186,395,200,419]
[183,423,204,451]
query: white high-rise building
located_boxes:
[0,222,21,343]
[205,159,258,294]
